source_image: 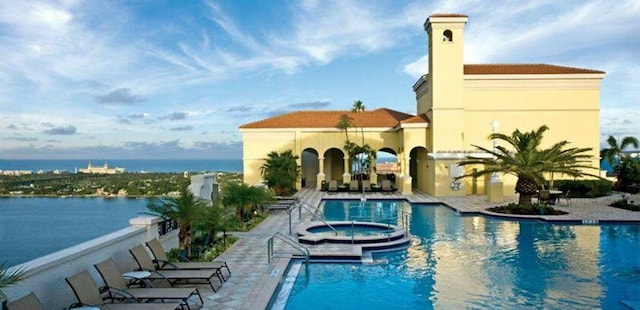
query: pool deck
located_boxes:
[195,189,640,309]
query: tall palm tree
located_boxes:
[600,135,639,166]
[458,125,598,205]
[222,182,273,221]
[336,114,352,142]
[144,189,206,257]
[260,150,300,196]
[351,100,366,112]
[0,262,25,301]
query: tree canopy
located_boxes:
[457,125,598,204]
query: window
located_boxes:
[443,30,453,42]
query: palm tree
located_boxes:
[0,262,24,301]
[600,135,639,167]
[336,114,352,142]
[222,182,273,221]
[351,100,366,112]
[260,150,300,196]
[144,189,206,257]
[196,200,234,247]
[457,125,598,205]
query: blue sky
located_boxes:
[0,0,638,159]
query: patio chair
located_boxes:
[381,180,393,192]
[328,180,338,192]
[129,245,224,292]
[362,180,371,192]
[94,258,203,309]
[561,190,572,205]
[5,292,44,310]
[146,238,231,280]
[65,270,181,310]
[538,190,553,205]
[349,180,359,191]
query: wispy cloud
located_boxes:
[5,136,38,142]
[287,100,331,109]
[43,125,76,135]
[170,125,193,131]
[95,88,144,105]
[160,112,188,121]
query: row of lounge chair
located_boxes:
[265,196,299,212]
[5,238,231,310]
[326,179,395,192]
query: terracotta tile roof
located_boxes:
[464,64,605,75]
[401,114,430,124]
[239,108,415,129]
[429,14,468,18]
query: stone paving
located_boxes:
[190,189,640,310]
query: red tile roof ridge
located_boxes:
[464,63,605,74]
[239,107,415,129]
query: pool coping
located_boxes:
[323,196,640,224]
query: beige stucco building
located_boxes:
[239,14,605,197]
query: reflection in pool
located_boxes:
[276,200,640,309]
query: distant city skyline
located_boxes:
[1,0,638,159]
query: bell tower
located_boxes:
[424,14,467,152]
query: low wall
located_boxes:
[3,216,179,309]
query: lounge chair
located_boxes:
[349,180,359,191]
[328,180,338,192]
[266,199,296,213]
[381,180,394,192]
[129,245,223,292]
[94,258,203,309]
[362,180,371,192]
[65,270,181,310]
[5,292,44,310]
[146,238,231,280]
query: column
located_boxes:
[342,156,351,184]
[316,157,325,190]
[401,156,413,195]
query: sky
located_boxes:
[0,0,639,160]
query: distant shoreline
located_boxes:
[0,194,161,199]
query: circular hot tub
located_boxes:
[297,221,407,245]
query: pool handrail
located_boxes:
[268,232,310,265]
[293,201,338,236]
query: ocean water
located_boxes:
[0,197,148,266]
[0,159,242,173]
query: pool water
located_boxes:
[279,200,640,309]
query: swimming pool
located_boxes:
[274,200,640,309]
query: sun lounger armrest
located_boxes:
[154,259,179,269]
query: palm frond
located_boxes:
[0,262,25,300]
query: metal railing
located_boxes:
[288,201,338,236]
[158,218,178,236]
[268,232,310,264]
[323,205,411,242]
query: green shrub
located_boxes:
[554,179,612,198]
[488,203,568,215]
[202,236,238,261]
[610,198,640,211]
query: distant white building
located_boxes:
[188,173,218,201]
[78,162,125,174]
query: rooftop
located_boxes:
[464,64,605,75]
[240,108,415,129]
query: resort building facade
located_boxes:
[239,14,604,197]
